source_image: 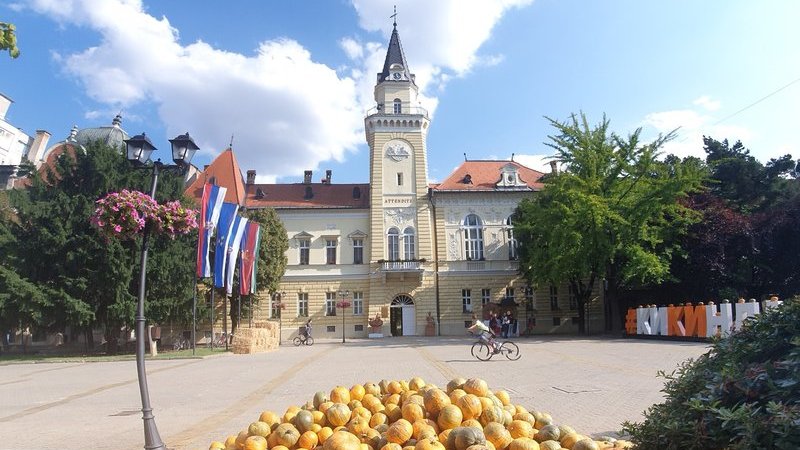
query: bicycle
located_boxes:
[469,331,521,361]
[172,336,191,351]
[208,332,229,348]
[292,332,314,346]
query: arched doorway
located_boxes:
[390,295,416,336]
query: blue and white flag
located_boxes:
[196,183,227,278]
[225,215,248,295]
[213,202,239,288]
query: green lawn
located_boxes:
[0,346,229,364]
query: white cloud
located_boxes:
[693,95,721,111]
[24,0,533,180]
[511,153,553,174]
[643,107,753,159]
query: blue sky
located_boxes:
[2,0,799,183]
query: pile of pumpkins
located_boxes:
[209,377,632,450]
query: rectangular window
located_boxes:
[299,239,310,265]
[297,293,308,317]
[568,285,578,310]
[353,239,363,265]
[549,285,559,311]
[325,292,336,316]
[355,325,364,332]
[525,286,534,312]
[397,172,403,186]
[326,325,335,333]
[353,292,364,315]
[552,317,561,326]
[505,287,515,304]
[326,239,337,265]
[462,289,472,313]
[393,100,402,114]
[481,288,491,305]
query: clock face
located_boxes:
[393,72,402,80]
[385,141,410,162]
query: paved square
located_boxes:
[0,336,709,450]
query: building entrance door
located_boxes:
[390,295,416,336]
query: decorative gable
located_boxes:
[496,163,528,189]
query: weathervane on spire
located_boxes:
[391,5,397,27]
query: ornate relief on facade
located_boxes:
[448,232,459,259]
[385,207,415,227]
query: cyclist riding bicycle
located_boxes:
[303,318,313,338]
[467,314,501,353]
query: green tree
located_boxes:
[0,141,196,352]
[515,113,704,332]
[1,22,20,58]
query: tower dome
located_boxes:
[74,114,129,149]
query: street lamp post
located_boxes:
[124,132,198,450]
[274,291,286,344]
[337,290,350,343]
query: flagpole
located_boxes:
[209,286,215,350]
[191,279,197,356]
[223,288,229,351]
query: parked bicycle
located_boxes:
[469,331,520,361]
[208,332,229,348]
[172,336,191,351]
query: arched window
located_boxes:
[463,214,484,260]
[403,227,415,260]
[393,98,402,114]
[387,227,400,261]
[506,215,518,260]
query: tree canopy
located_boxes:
[514,113,705,332]
[1,22,19,58]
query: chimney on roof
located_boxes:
[246,170,256,185]
[303,170,312,184]
[549,161,558,174]
[323,169,332,184]
[27,130,51,167]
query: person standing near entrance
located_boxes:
[501,311,511,338]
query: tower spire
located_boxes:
[377,7,415,86]
[391,5,397,28]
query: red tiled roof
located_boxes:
[432,160,545,191]
[13,142,77,189]
[246,183,370,209]
[183,148,245,205]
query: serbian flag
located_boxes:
[195,183,227,278]
[225,215,248,295]
[249,222,262,294]
[239,222,260,295]
[213,202,239,288]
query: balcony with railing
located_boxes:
[365,103,429,119]
[445,259,520,272]
[379,259,425,272]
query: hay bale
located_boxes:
[231,323,279,354]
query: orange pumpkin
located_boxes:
[448,389,467,405]
[324,431,362,450]
[507,421,534,439]
[298,431,320,449]
[364,383,381,396]
[272,423,301,449]
[386,419,414,444]
[384,393,401,406]
[384,403,402,423]
[319,402,334,414]
[369,412,388,428]
[349,400,364,411]
[326,403,353,427]
[284,406,302,423]
[272,445,291,450]
[258,411,281,429]
[493,391,511,406]
[408,377,426,391]
[479,405,505,427]
[532,412,552,430]
[352,406,372,421]
[331,386,352,404]
[456,394,483,421]
[348,416,372,435]
[512,413,534,426]
[415,437,446,450]
[462,379,489,397]
[436,405,463,431]
[236,430,250,448]
[446,378,466,393]
[483,423,512,450]
[423,389,451,417]
[460,419,482,430]
[318,427,334,444]
[381,444,402,450]
[244,436,267,450]
[537,442,560,450]
[570,438,599,450]
[313,410,328,426]
[558,434,585,449]
[507,438,539,450]
[361,428,382,448]
[350,384,366,401]
[402,403,425,423]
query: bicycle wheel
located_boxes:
[173,341,181,351]
[305,336,314,346]
[471,342,493,361]
[500,341,521,360]
[292,336,302,346]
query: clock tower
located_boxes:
[365,20,434,336]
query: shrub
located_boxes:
[623,297,800,449]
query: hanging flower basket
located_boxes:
[89,190,197,241]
